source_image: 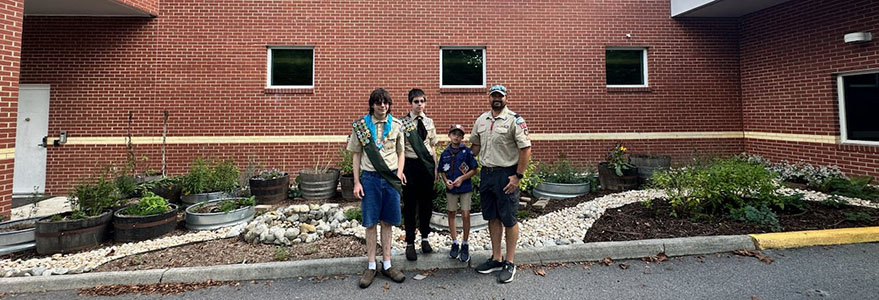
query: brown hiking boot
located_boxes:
[359,268,377,288]
[380,266,406,283]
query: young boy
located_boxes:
[437,124,478,262]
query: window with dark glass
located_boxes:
[269,48,313,87]
[841,72,879,142]
[441,48,485,87]
[606,49,646,86]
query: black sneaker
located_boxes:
[458,244,470,263]
[475,258,504,274]
[421,240,433,254]
[497,261,516,283]
[406,244,417,261]
[449,243,460,259]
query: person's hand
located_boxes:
[398,171,407,186]
[445,179,454,190]
[504,175,520,194]
[353,183,365,199]
[452,178,463,188]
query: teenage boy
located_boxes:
[400,88,438,261]
[437,124,478,263]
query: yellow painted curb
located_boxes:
[749,227,879,250]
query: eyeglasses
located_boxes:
[412,100,426,104]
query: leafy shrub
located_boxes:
[345,207,362,222]
[651,157,782,217]
[68,172,121,219]
[819,177,879,201]
[115,168,138,199]
[183,157,240,194]
[337,148,354,176]
[537,156,589,184]
[216,197,255,212]
[741,154,846,188]
[518,162,543,193]
[606,144,636,176]
[121,191,171,216]
[729,205,782,232]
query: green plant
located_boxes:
[215,197,256,212]
[121,191,171,216]
[651,157,782,217]
[518,161,543,193]
[253,169,286,180]
[820,196,848,209]
[273,246,289,261]
[819,177,879,201]
[68,171,121,219]
[537,155,589,184]
[115,167,138,199]
[344,207,362,222]
[605,144,635,176]
[517,210,531,219]
[337,148,354,176]
[182,157,240,194]
[844,212,874,222]
[729,205,782,232]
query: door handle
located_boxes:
[38,136,48,148]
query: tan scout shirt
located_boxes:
[469,107,531,168]
[402,111,438,159]
[346,115,405,172]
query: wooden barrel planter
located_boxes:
[185,198,255,230]
[249,173,290,204]
[340,174,355,200]
[629,154,671,185]
[149,181,183,204]
[0,216,40,255]
[112,204,179,242]
[181,191,231,208]
[533,181,591,200]
[597,162,639,192]
[35,211,112,255]
[299,168,340,200]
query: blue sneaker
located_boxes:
[449,243,460,259]
[458,243,470,263]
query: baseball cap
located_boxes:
[488,85,507,96]
[448,124,466,135]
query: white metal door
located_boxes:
[13,84,50,195]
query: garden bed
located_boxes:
[584,198,879,243]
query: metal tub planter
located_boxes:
[532,181,591,200]
[185,198,255,230]
[429,211,488,232]
[0,216,41,255]
[181,191,232,208]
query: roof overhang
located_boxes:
[25,0,154,17]
[671,0,792,18]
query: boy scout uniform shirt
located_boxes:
[403,111,438,159]
[346,116,405,172]
[469,107,531,168]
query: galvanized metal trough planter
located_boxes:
[532,181,591,200]
[180,191,232,208]
[429,211,488,232]
[184,198,255,230]
[0,216,41,255]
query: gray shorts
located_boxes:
[479,166,519,227]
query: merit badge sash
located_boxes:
[353,117,402,194]
[401,115,436,177]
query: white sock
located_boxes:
[452,240,459,245]
[368,262,376,270]
[383,260,392,270]
[462,240,468,245]
[421,238,429,242]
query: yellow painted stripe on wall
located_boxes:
[743,131,838,144]
[0,148,13,160]
[53,131,838,145]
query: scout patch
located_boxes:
[352,119,371,146]
[442,163,451,172]
[458,162,470,173]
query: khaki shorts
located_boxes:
[446,192,473,212]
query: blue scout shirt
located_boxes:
[437,143,478,194]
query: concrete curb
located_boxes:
[749,226,879,250]
[0,235,755,294]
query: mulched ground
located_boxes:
[584,198,879,242]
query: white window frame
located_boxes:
[606,47,649,88]
[837,68,879,146]
[266,46,314,89]
[440,46,486,89]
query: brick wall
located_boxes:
[0,0,22,218]
[20,0,744,194]
[117,0,158,16]
[741,0,879,176]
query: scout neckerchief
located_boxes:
[401,112,436,177]
[353,114,402,194]
[364,113,392,149]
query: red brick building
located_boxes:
[0,0,876,218]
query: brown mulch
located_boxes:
[78,280,239,297]
[584,198,879,242]
[95,235,365,272]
